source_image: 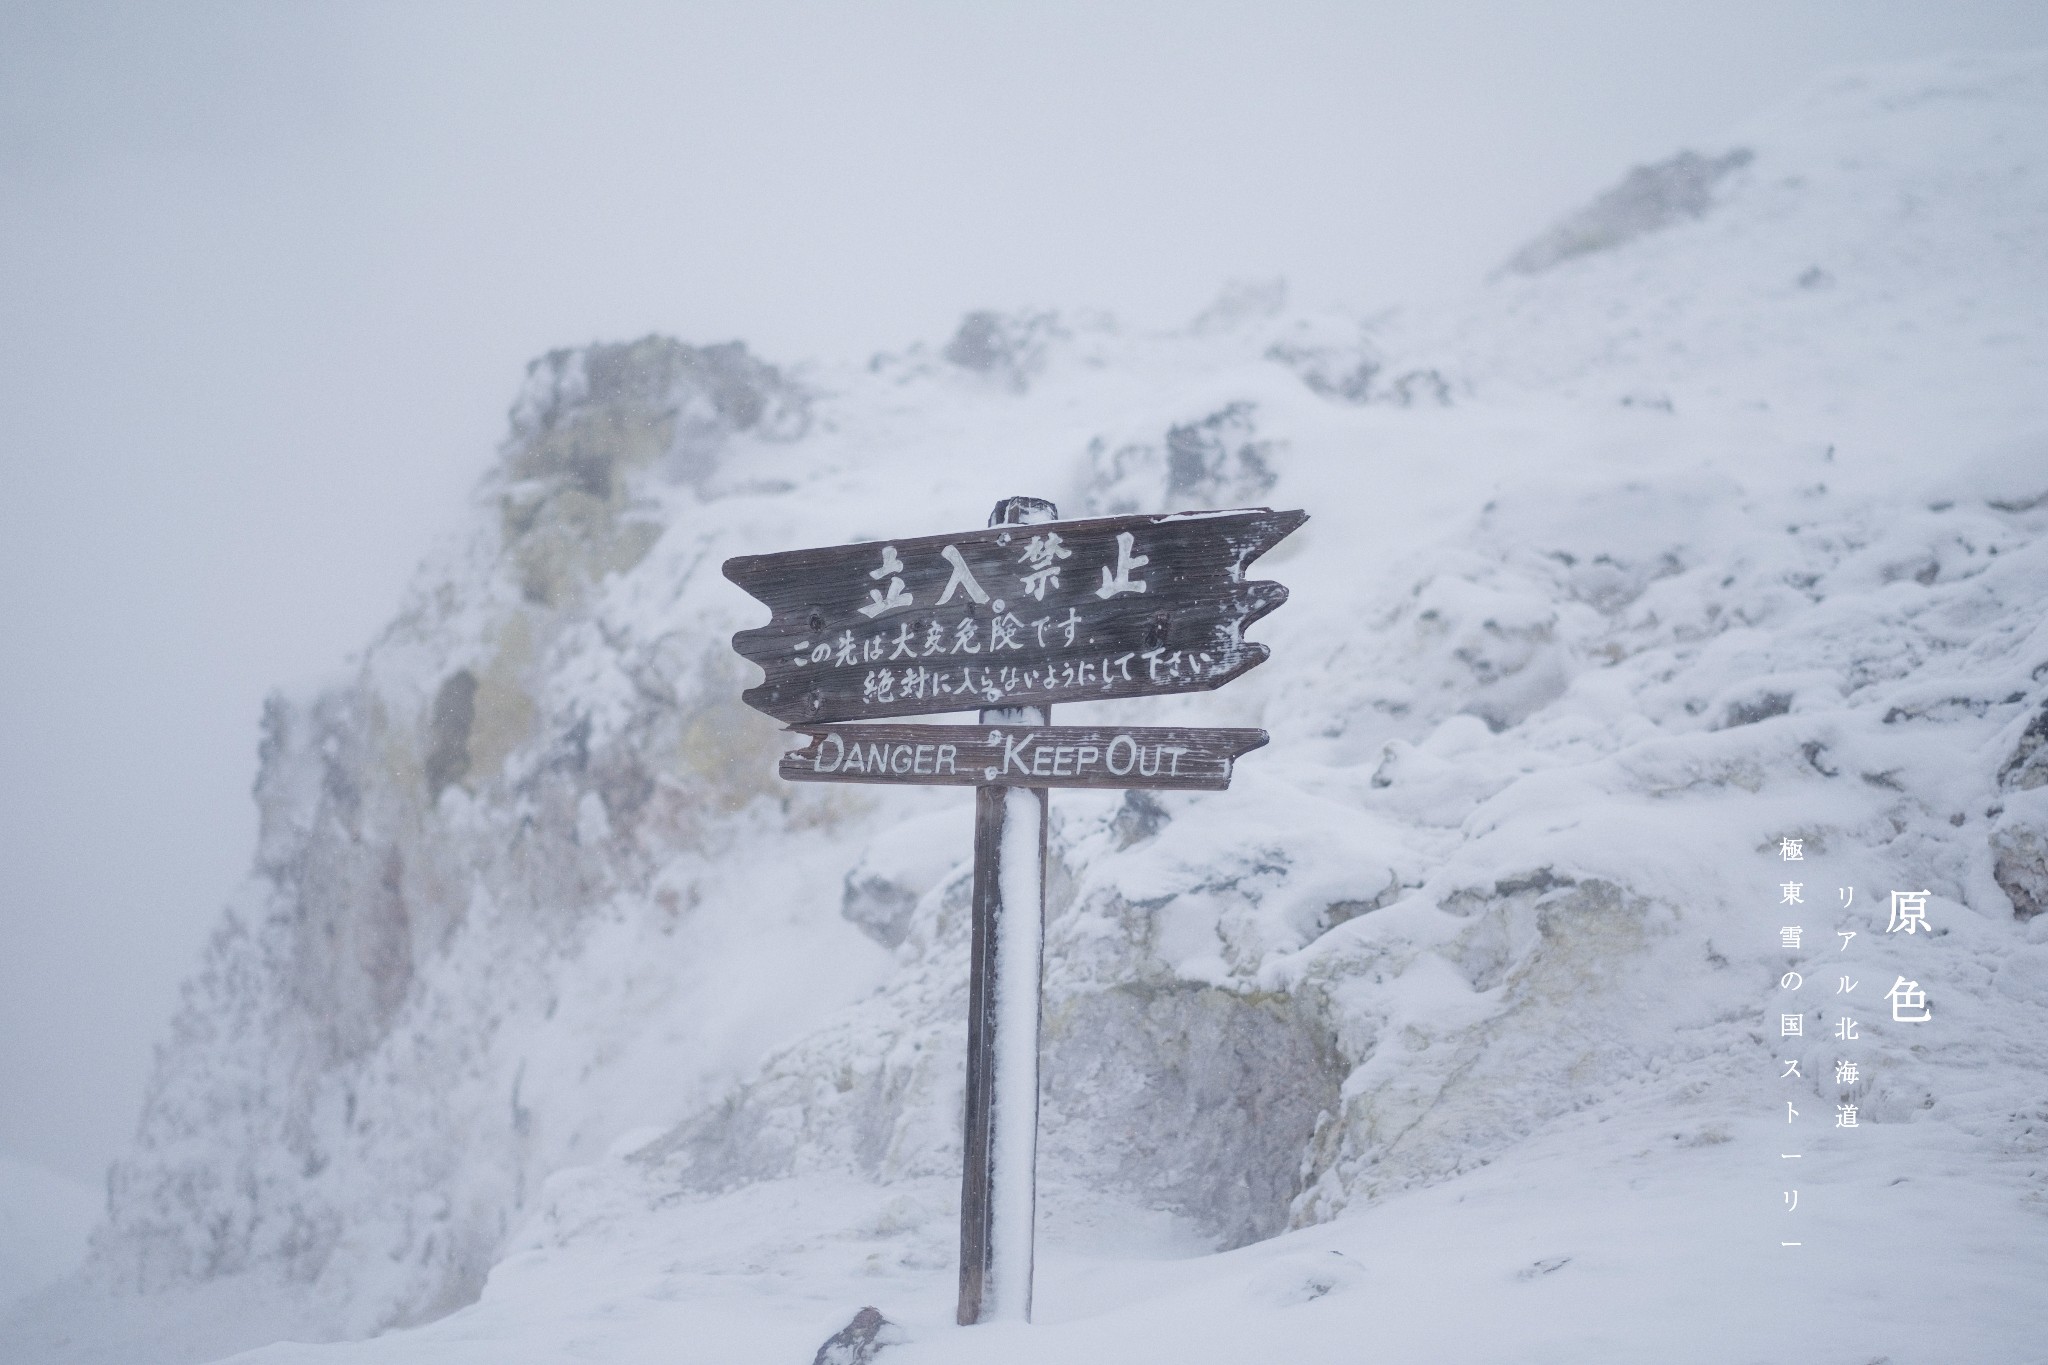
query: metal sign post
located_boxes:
[724,495,1305,1325]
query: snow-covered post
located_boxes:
[957,494,1057,1325]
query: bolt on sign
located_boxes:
[725,497,1306,1328]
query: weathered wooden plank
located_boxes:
[725,507,1305,621]
[725,507,1306,725]
[743,609,1279,725]
[735,577,1288,666]
[779,723,1269,791]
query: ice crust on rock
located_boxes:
[11,48,2048,1365]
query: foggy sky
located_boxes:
[4,0,2045,1183]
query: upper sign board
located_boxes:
[724,507,1307,725]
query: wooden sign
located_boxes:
[730,496,1305,1333]
[724,507,1305,725]
[778,724,1268,790]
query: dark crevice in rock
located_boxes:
[425,670,478,797]
[1722,692,1793,728]
[1998,700,2048,791]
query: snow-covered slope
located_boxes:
[8,48,2047,1365]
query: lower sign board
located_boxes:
[779,724,1268,791]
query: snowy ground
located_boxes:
[209,1108,2048,1365]
[0,1154,98,1316]
[6,47,2047,1365]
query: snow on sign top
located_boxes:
[723,507,1307,725]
